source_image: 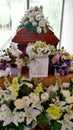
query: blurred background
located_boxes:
[0,0,73,54]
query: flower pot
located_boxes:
[10,67,21,76]
[29,56,49,78]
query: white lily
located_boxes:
[3,111,19,126]
[24,106,41,125]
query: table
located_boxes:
[0,67,73,90]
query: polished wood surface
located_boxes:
[12,29,59,52]
[0,67,73,90]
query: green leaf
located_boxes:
[42,100,51,109]
[37,112,50,128]
[6,100,15,110]
[4,123,24,130]
[51,120,62,130]
[16,24,25,32]
[17,123,24,130]
[18,84,31,98]
[22,79,34,85]
[69,78,73,94]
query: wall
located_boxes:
[61,0,73,54]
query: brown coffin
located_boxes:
[12,29,59,52]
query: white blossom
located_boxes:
[24,106,41,125]
[18,112,25,123]
[14,99,25,109]
[32,21,37,26]
[22,96,31,106]
[29,17,34,22]
[35,14,41,21]
[29,92,40,104]
[66,96,73,104]
[41,92,49,101]
[37,26,42,33]
[61,90,70,97]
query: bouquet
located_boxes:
[0,74,73,130]
[0,42,24,77]
[69,54,73,71]
[3,42,24,68]
[50,47,71,75]
[51,47,70,67]
[26,41,51,57]
[0,50,12,77]
[17,6,51,34]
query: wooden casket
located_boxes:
[12,29,59,52]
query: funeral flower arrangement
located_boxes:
[0,54,11,77]
[0,74,73,130]
[51,47,71,67]
[26,41,51,57]
[50,47,71,75]
[17,6,51,34]
[0,43,24,77]
[69,54,73,71]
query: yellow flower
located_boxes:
[34,82,43,95]
[70,54,73,60]
[41,42,47,47]
[12,77,18,85]
[68,104,73,109]
[12,77,19,92]
[46,104,62,119]
[12,85,19,92]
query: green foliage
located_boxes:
[16,24,25,32]
[37,112,50,128]
[17,123,24,130]
[4,123,24,130]
[69,78,73,95]
[18,84,31,98]
[42,100,51,110]
[57,89,65,101]
[6,100,15,110]
[22,79,34,86]
[51,120,62,130]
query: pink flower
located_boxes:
[52,51,60,64]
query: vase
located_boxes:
[10,67,21,76]
[29,55,49,78]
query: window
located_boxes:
[30,0,63,39]
[0,0,63,49]
[0,0,26,49]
